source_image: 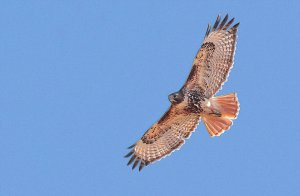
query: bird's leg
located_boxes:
[208,111,221,117]
[202,99,221,117]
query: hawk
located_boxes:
[125,15,240,171]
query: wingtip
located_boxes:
[127,143,136,149]
[124,150,134,158]
[127,155,136,166]
[138,164,145,172]
[232,22,240,29]
[132,159,140,170]
[225,17,235,29]
[205,23,211,37]
[207,14,239,34]
[218,14,229,30]
[212,15,221,31]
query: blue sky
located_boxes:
[0,1,299,195]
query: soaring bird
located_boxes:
[125,15,240,171]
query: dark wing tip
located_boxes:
[124,150,134,158]
[127,143,136,149]
[212,15,221,31]
[218,14,229,30]
[223,17,235,30]
[232,22,240,29]
[127,155,136,166]
[228,22,240,34]
[132,159,140,170]
[205,15,239,37]
[139,161,145,171]
[205,23,211,37]
[125,151,149,171]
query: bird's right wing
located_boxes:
[125,103,200,171]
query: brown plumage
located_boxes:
[125,14,240,171]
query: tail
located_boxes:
[202,93,240,137]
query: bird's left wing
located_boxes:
[125,104,200,171]
[184,15,239,98]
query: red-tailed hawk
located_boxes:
[125,15,240,171]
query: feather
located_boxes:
[218,14,228,30]
[223,18,235,30]
[132,159,140,170]
[127,155,136,166]
[212,15,221,31]
[139,161,145,171]
[127,143,136,149]
[124,150,134,158]
[231,22,240,29]
[205,24,211,37]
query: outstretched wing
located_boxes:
[125,104,200,171]
[184,14,239,98]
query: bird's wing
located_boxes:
[184,15,239,98]
[125,103,200,171]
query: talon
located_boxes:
[209,112,221,117]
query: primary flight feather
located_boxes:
[125,15,240,171]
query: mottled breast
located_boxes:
[185,88,205,113]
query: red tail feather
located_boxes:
[202,93,239,137]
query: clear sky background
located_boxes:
[1,1,299,196]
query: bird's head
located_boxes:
[168,91,184,104]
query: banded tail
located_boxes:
[202,93,239,137]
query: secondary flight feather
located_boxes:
[125,14,240,171]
